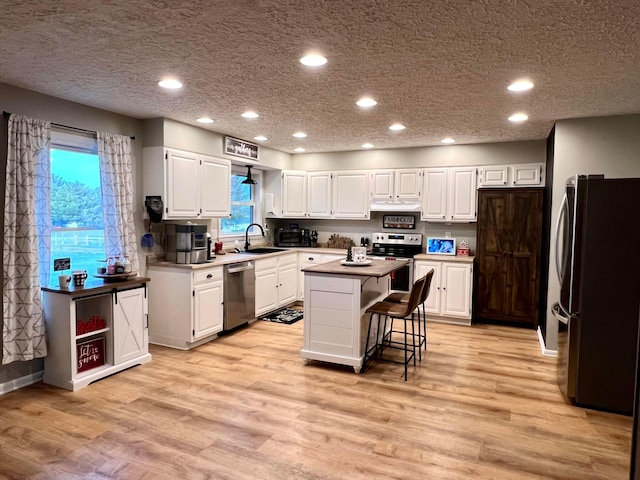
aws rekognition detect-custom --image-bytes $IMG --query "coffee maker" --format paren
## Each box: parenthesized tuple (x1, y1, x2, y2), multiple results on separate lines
(165, 223, 208, 264)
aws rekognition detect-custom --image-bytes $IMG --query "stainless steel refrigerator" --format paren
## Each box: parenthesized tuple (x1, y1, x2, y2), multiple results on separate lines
(555, 174, 640, 415)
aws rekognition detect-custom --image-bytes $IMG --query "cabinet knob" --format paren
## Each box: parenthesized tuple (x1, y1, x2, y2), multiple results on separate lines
(308, 257, 314, 260)
(207, 274, 213, 279)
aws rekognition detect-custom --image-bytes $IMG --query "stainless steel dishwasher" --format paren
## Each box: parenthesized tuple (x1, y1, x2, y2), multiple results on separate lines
(223, 260, 255, 330)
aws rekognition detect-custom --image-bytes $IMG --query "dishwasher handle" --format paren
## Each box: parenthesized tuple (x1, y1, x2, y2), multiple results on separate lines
(226, 262, 254, 274)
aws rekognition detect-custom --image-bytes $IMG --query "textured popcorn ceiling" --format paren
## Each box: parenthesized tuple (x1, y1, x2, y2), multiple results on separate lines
(1, 0, 639, 153)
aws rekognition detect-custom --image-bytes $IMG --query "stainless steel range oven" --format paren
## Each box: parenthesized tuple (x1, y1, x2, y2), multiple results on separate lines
(369, 232, 423, 292)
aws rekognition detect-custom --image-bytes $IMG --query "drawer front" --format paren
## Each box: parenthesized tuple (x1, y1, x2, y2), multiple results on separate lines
(300, 253, 324, 264)
(308, 274, 354, 294)
(254, 257, 278, 272)
(193, 267, 222, 285)
(278, 253, 298, 267)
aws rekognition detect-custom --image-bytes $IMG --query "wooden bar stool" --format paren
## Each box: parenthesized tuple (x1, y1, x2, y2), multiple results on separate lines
(363, 274, 427, 381)
(383, 269, 434, 360)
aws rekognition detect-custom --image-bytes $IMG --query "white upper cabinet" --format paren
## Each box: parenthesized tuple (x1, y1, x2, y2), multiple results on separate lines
(421, 168, 448, 221)
(333, 171, 370, 219)
(395, 169, 422, 201)
(307, 171, 332, 218)
(448, 167, 477, 221)
(200, 155, 231, 217)
(166, 149, 200, 218)
(370, 169, 422, 203)
(143, 147, 231, 219)
(281, 170, 307, 217)
(478, 163, 545, 188)
(478, 165, 509, 187)
(266, 169, 369, 219)
(421, 167, 477, 222)
(370, 170, 395, 201)
(512, 163, 544, 186)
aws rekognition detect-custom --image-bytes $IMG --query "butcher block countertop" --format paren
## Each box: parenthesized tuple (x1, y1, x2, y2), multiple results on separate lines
(41, 276, 150, 296)
(302, 259, 407, 277)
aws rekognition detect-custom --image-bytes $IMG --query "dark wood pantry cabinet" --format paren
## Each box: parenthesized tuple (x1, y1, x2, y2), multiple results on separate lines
(475, 189, 543, 327)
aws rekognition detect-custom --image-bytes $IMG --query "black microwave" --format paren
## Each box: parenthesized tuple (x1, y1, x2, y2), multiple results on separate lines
(275, 228, 311, 247)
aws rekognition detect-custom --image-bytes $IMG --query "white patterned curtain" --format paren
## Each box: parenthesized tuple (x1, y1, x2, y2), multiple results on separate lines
(3, 115, 51, 364)
(97, 133, 138, 273)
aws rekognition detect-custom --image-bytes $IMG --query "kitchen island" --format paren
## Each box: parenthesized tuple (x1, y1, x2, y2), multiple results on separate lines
(300, 258, 407, 372)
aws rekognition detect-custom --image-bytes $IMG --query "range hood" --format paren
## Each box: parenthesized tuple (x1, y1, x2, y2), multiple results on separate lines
(369, 200, 422, 212)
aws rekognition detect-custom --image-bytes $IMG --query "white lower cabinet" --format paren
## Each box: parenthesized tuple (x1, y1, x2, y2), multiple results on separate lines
(414, 258, 473, 324)
(255, 253, 298, 316)
(42, 281, 151, 391)
(147, 265, 223, 349)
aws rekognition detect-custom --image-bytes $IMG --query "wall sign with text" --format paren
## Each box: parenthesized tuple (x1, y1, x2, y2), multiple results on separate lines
(383, 215, 416, 229)
(224, 136, 259, 160)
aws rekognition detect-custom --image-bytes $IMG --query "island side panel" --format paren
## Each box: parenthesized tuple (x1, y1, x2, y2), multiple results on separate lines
(301, 271, 391, 371)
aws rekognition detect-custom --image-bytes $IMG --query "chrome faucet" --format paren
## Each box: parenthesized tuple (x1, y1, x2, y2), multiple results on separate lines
(244, 223, 265, 252)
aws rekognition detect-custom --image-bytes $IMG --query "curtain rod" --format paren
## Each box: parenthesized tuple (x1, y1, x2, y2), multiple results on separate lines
(2, 110, 135, 140)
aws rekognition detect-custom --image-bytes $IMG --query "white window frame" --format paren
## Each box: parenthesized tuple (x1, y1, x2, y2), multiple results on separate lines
(48, 128, 105, 274)
(218, 166, 264, 246)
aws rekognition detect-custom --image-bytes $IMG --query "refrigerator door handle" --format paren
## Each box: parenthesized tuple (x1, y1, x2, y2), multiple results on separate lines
(555, 193, 569, 284)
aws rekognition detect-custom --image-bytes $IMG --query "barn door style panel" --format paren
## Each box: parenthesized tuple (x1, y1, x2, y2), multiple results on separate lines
(475, 189, 543, 327)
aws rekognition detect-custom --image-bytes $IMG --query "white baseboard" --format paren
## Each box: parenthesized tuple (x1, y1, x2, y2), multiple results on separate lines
(0, 370, 44, 395)
(537, 327, 557, 357)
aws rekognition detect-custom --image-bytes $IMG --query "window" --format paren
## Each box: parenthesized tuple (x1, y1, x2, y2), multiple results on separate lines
(49, 130, 106, 275)
(220, 167, 261, 237)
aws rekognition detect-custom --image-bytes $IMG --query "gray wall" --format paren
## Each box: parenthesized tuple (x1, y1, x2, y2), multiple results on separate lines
(545, 113, 640, 350)
(292, 140, 545, 171)
(152, 118, 291, 170)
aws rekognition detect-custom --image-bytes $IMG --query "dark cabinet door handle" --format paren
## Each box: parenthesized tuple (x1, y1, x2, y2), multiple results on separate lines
(207, 274, 213, 279)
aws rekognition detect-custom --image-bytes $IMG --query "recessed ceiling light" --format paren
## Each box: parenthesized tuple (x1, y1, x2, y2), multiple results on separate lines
(507, 79, 534, 92)
(292, 131, 307, 138)
(158, 79, 183, 89)
(196, 117, 214, 124)
(441, 137, 455, 144)
(508, 112, 529, 123)
(254, 135, 268, 141)
(356, 97, 377, 108)
(361, 143, 374, 149)
(300, 53, 327, 67)
(294, 147, 306, 153)
(389, 123, 406, 131)
(241, 111, 259, 119)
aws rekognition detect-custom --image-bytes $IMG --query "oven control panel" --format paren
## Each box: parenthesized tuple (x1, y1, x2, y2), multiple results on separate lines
(372, 232, 422, 245)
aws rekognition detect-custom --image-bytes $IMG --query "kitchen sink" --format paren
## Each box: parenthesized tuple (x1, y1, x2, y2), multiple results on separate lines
(244, 247, 287, 255)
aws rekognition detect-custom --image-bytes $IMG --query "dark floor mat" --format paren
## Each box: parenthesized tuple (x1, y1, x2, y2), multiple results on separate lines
(259, 308, 303, 325)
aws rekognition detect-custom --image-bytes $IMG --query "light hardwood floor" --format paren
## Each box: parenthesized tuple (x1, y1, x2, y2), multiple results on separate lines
(0, 320, 632, 479)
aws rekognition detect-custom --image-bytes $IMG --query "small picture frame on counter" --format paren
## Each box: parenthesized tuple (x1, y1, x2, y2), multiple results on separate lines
(427, 237, 456, 255)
